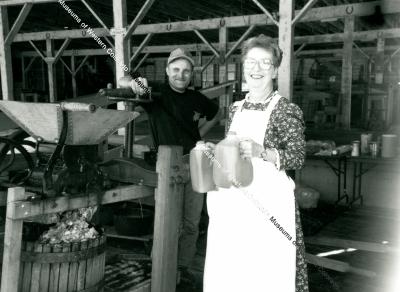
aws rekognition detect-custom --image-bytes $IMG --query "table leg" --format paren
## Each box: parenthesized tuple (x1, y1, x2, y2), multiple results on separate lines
(350, 162, 363, 206)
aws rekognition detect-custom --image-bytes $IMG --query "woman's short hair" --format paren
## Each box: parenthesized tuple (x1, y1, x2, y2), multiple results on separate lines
(241, 34, 283, 67)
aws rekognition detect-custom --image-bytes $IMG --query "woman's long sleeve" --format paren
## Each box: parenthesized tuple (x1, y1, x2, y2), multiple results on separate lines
(270, 101, 306, 171)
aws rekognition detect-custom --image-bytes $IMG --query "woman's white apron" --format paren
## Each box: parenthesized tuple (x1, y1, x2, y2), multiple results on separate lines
(204, 93, 296, 292)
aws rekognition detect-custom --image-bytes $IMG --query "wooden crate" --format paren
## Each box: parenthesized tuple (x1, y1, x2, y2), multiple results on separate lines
(18, 236, 106, 292)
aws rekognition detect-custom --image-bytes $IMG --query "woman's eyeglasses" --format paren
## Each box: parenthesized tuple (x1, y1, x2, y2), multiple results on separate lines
(243, 58, 274, 70)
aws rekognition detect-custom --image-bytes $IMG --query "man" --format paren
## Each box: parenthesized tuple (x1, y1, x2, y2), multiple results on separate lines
(130, 48, 222, 287)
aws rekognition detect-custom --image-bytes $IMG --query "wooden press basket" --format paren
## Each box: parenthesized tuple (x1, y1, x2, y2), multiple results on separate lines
(18, 235, 106, 292)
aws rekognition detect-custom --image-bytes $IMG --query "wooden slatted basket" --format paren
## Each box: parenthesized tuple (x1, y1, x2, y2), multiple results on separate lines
(18, 235, 106, 292)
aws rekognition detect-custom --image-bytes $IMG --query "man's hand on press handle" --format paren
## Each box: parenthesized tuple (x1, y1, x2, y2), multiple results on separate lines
(128, 77, 149, 95)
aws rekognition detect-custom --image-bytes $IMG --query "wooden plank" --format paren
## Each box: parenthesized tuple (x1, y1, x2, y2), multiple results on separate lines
(0, 6, 14, 100)
(0, 187, 25, 292)
(58, 243, 71, 292)
(39, 244, 51, 292)
(21, 242, 34, 292)
(67, 242, 79, 292)
(30, 243, 43, 292)
(151, 146, 184, 292)
(278, 0, 295, 100)
(76, 241, 87, 291)
(9, 185, 154, 220)
(84, 239, 95, 290)
(340, 15, 354, 129)
(49, 244, 62, 291)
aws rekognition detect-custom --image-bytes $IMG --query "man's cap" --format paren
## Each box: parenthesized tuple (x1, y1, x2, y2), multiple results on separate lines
(167, 48, 194, 66)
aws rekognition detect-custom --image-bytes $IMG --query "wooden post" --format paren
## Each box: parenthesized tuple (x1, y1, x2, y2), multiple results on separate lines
(46, 38, 57, 102)
(0, 6, 13, 100)
(71, 55, 77, 98)
(113, 0, 130, 136)
(375, 34, 385, 84)
(1, 187, 26, 292)
(340, 15, 354, 129)
(278, 0, 295, 100)
(151, 146, 184, 292)
(194, 50, 202, 88)
(21, 56, 26, 90)
(112, 0, 130, 82)
(219, 25, 228, 126)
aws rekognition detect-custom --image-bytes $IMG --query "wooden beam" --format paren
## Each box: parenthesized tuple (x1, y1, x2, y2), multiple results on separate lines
(130, 33, 153, 63)
(125, 0, 155, 40)
(53, 38, 71, 63)
(278, 0, 295, 100)
(12, 1, 400, 42)
(8, 186, 153, 220)
(292, 0, 319, 26)
(19, 34, 400, 60)
(340, 15, 354, 129)
(24, 55, 37, 72)
(75, 55, 89, 74)
(201, 55, 216, 73)
(28, 40, 46, 59)
(194, 30, 220, 58)
(225, 25, 255, 60)
(151, 146, 184, 292)
(133, 52, 150, 72)
(80, 0, 110, 31)
(0, 6, 14, 100)
(59, 57, 72, 74)
(294, 28, 400, 44)
(294, 43, 306, 56)
(353, 42, 371, 60)
(251, 0, 279, 26)
(0, 0, 76, 5)
(4, 3, 32, 46)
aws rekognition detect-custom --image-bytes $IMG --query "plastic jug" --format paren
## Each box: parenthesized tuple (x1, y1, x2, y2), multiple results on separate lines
(213, 131, 253, 188)
(190, 141, 216, 193)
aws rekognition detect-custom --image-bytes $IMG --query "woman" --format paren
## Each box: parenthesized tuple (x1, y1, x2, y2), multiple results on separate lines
(203, 34, 308, 292)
